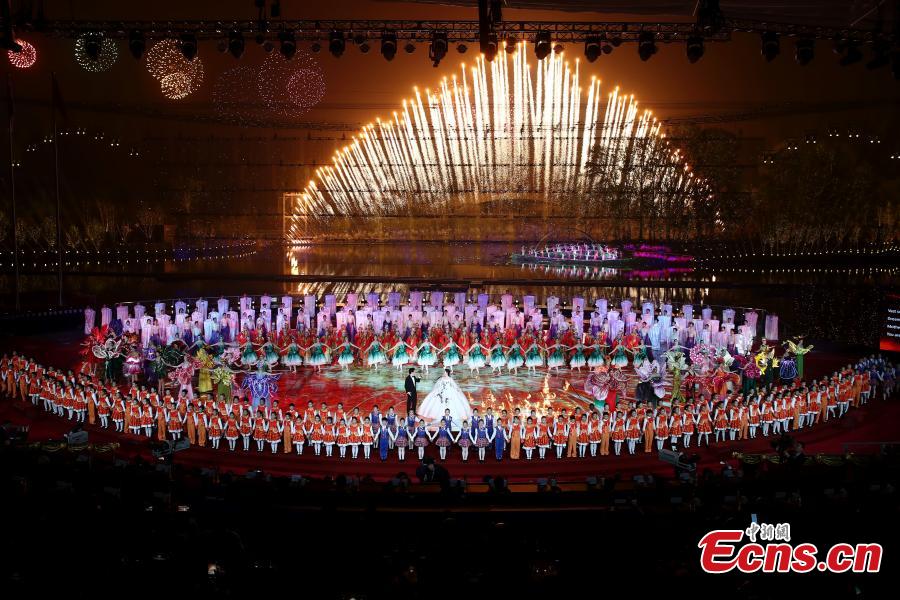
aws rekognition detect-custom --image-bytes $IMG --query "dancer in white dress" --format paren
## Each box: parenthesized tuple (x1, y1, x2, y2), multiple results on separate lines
(416, 368, 473, 430)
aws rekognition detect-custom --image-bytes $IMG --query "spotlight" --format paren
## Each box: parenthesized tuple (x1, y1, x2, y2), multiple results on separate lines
(429, 31, 448, 67)
(686, 35, 704, 63)
(329, 30, 345, 57)
(263, 41, 274, 53)
(795, 38, 814, 65)
(760, 31, 779, 61)
(534, 31, 552, 60)
(84, 33, 103, 60)
(311, 42, 321, 53)
(457, 43, 468, 54)
(637, 31, 657, 61)
(584, 36, 601, 62)
(404, 42, 416, 53)
(479, 33, 497, 61)
(128, 30, 145, 60)
(505, 37, 517, 53)
(381, 31, 397, 60)
(838, 41, 862, 66)
(278, 30, 296, 59)
(228, 30, 245, 59)
(359, 42, 370, 54)
(866, 40, 890, 69)
(553, 43, 564, 54)
(180, 34, 198, 61)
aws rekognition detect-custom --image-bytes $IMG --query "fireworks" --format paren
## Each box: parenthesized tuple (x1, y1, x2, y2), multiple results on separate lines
(146, 39, 204, 100)
(289, 42, 702, 240)
(75, 33, 118, 72)
(257, 51, 326, 114)
(214, 51, 326, 124)
(8, 39, 37, 69)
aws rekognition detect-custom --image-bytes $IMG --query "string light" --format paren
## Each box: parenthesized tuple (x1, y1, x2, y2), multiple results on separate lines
(8, 39, 37, 69)
(74, 32, 118, 72)
(146, 39, 204, 100)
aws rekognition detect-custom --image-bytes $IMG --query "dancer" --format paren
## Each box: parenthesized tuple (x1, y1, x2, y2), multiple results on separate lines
(455, 419, 473, 462)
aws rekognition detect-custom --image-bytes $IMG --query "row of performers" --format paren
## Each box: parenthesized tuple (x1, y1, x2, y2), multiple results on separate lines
(4, 353, 892, 462)
(205, 327, 671, 375)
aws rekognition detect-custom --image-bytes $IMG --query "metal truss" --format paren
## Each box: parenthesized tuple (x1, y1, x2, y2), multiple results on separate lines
(16, 18, 897, 44)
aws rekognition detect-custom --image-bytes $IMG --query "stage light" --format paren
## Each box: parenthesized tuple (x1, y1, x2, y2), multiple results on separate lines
(380, 32, 397, 60)
(479, 33, 497, 61)
(180, 34, 198, 61)
(534, 31, 552, 60)
(404, 42, 416, 53)
(263, 41, 275, 53)
(457, 43, 468, 54)
(584, 37, 601, 62)
(329, 31, 345, 57)
(795, 38, 814, 65)
(637, 31, 657, 61)
(7, 39, 36, 69)
(277, 31, 296, 59)
(686, 35, 704, 63)
(760, 31, 779, 61)
(553, 43, 564, 55)
(429, 31, 448, 67)
(359, 42, 370, 54)
(505, 37, 517, 54)
(228, 31, 244, 59)
(311, 42, 321, 53)
(128, 30, 145, 60)
(838, 41, 862, 66)
(866, 39, 890, 69)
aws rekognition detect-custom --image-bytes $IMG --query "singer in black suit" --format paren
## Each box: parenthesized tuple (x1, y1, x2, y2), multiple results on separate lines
(405, 368, 421, 414)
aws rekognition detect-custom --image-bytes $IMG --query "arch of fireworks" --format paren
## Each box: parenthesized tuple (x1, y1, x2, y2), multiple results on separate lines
(286, 42, 705, 242)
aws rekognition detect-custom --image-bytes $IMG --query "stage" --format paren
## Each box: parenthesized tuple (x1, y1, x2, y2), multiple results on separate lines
(1, 331, 887, 483)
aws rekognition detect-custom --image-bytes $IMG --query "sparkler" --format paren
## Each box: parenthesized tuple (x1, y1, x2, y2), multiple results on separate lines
(289, 42, 704, 239)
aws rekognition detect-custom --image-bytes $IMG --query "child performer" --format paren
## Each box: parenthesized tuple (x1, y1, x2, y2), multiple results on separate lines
(536, 416, 551, 459)
(576, 414, 589, 458)
(266, 414, 282, 454)
(522, 417, 537, 460)
(292, 416, 306, 455)
(626, 410, 641, 455)
(611, 411, 626, 456)
(361, 417, 374, 460)
(433, 421, 453, 461)
(377, 418, 391, 460)
(552, 416, 568, 459)
(322, 416, 336, 457)
(413, 419, 430, 460)
(208, 410, 223, 450)
(254, 410, 267, 452)
(473, 418, 491, 462)
(454, 419, 472, 462)
(336, 418, 350, 459)
(509, 417, 521, 460)
(310, 414, 324, 456)
(224, 411, 239, 451)
(494, 418, 508, 461)
(391, 419, 410, 461)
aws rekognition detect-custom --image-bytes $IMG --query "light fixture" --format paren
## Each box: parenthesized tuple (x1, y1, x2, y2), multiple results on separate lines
(760, 31, 779, 62)
(179, 34, 198, 61)
(686, 35, 704, 63)
(329, 31, 345, 57)
(638, 31, 657, 61)
(553, 43, 564, 55)
(479, 33, 496, 61)
(310, 42, 321, 53)
(381, 31, 397, 60)
(838, 40, 862, 66)
(534, 31, 552, 60)
(584, 36, 601, 62)
(457, 43, 469, 54)
(404, 42, 416, 53)
(278, 30, 296, 59)
(359, 42, 370, 54)
(429, 30, 448, 67)
(505, 37, 517, 54)
(228, 31, 245, 59)
(128, 30, 145, 60)
(795, 38, 814, 65)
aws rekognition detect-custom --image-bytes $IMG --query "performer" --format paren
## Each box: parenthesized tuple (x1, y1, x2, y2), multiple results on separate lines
(454, 419, 473, 462)
(404, 368, 420, 415)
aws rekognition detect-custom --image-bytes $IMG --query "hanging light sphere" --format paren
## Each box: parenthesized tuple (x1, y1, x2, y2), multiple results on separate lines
(8, 39, 37, 69)
(75, 32, 118, 72)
